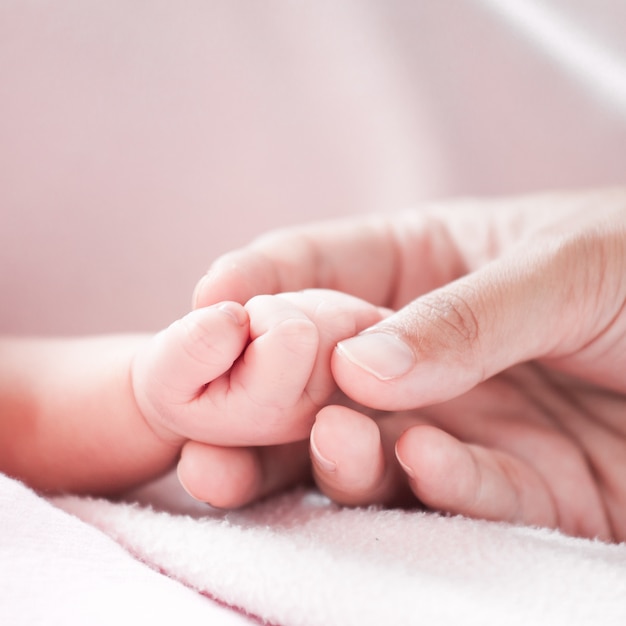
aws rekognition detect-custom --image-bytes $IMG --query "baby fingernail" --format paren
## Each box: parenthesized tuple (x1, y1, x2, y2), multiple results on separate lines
(336, 332, 415, 380)
(217, 302, 248, 326)
(310, 424, 337, 472)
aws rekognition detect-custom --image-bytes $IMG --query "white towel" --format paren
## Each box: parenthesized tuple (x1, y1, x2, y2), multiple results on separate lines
(0, 473, 250, 626)
(39, 471, 626, 626)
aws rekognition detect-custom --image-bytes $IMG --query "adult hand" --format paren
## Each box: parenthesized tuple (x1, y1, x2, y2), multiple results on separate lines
(194, 188, 626, 541)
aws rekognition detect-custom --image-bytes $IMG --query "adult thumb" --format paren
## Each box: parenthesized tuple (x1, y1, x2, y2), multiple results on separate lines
(331, 238, 603, 410)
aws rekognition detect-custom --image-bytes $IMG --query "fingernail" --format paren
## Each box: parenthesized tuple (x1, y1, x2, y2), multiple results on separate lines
(310, 424, 337, 472)
(176, 463, 203, 502)
(394, 442, 416, 479)
(336, 332, 415, 380)
(217, 302, 247, 326)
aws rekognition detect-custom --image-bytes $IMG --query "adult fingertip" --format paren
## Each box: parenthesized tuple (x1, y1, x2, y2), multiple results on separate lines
(310, 422, 337, 473)
(335, 331, 416, 381)
(332, 327, 427, 411)
(332, 269, 519, 410)
(309, 406, 388, 505)
(394, 439, 416, 480)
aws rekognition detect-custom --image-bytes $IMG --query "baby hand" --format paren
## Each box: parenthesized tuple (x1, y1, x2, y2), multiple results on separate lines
(131, 289, 384, 502)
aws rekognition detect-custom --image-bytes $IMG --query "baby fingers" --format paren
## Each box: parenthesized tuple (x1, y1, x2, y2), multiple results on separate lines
(132, 302, 250, 441)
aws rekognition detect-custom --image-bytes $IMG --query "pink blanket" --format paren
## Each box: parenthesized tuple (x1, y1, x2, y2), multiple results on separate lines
(3, 471, 626, 625)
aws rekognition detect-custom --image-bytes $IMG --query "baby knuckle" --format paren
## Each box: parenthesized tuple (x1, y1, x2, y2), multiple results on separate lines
(176, 316, 227, 366)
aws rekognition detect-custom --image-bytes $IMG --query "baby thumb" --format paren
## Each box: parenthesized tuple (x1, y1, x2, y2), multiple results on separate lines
(331, 245, 581, 410)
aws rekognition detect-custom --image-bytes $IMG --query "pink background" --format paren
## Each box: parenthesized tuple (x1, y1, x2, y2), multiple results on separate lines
(1, 1, 625, 334)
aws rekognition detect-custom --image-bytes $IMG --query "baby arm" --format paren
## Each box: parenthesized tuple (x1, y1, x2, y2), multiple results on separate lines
(0, 334, 178, 494)
(0, 291, 383, 500)
(0, 304, 251, 495)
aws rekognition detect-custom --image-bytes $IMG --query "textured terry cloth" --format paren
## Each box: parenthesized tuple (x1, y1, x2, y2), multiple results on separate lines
(46, 471, 626, 626)
(0, 473, 255, 626)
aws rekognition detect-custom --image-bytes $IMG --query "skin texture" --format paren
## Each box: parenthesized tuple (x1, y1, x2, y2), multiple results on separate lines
(3, 188, 626, 543)
(0, 335, 177, 494)
(191, 188, 626, 542)
(133, 290, 386, 507)
(0, 290, 383, 504)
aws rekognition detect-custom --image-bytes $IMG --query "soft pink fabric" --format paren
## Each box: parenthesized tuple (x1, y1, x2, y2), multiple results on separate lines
(54, 471, 626, 626)
(4, 469, 626, 625)
(0, 474, 255, 625)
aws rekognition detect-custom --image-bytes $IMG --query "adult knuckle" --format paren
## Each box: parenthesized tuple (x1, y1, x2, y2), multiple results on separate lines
(417, 288, 482, 355)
